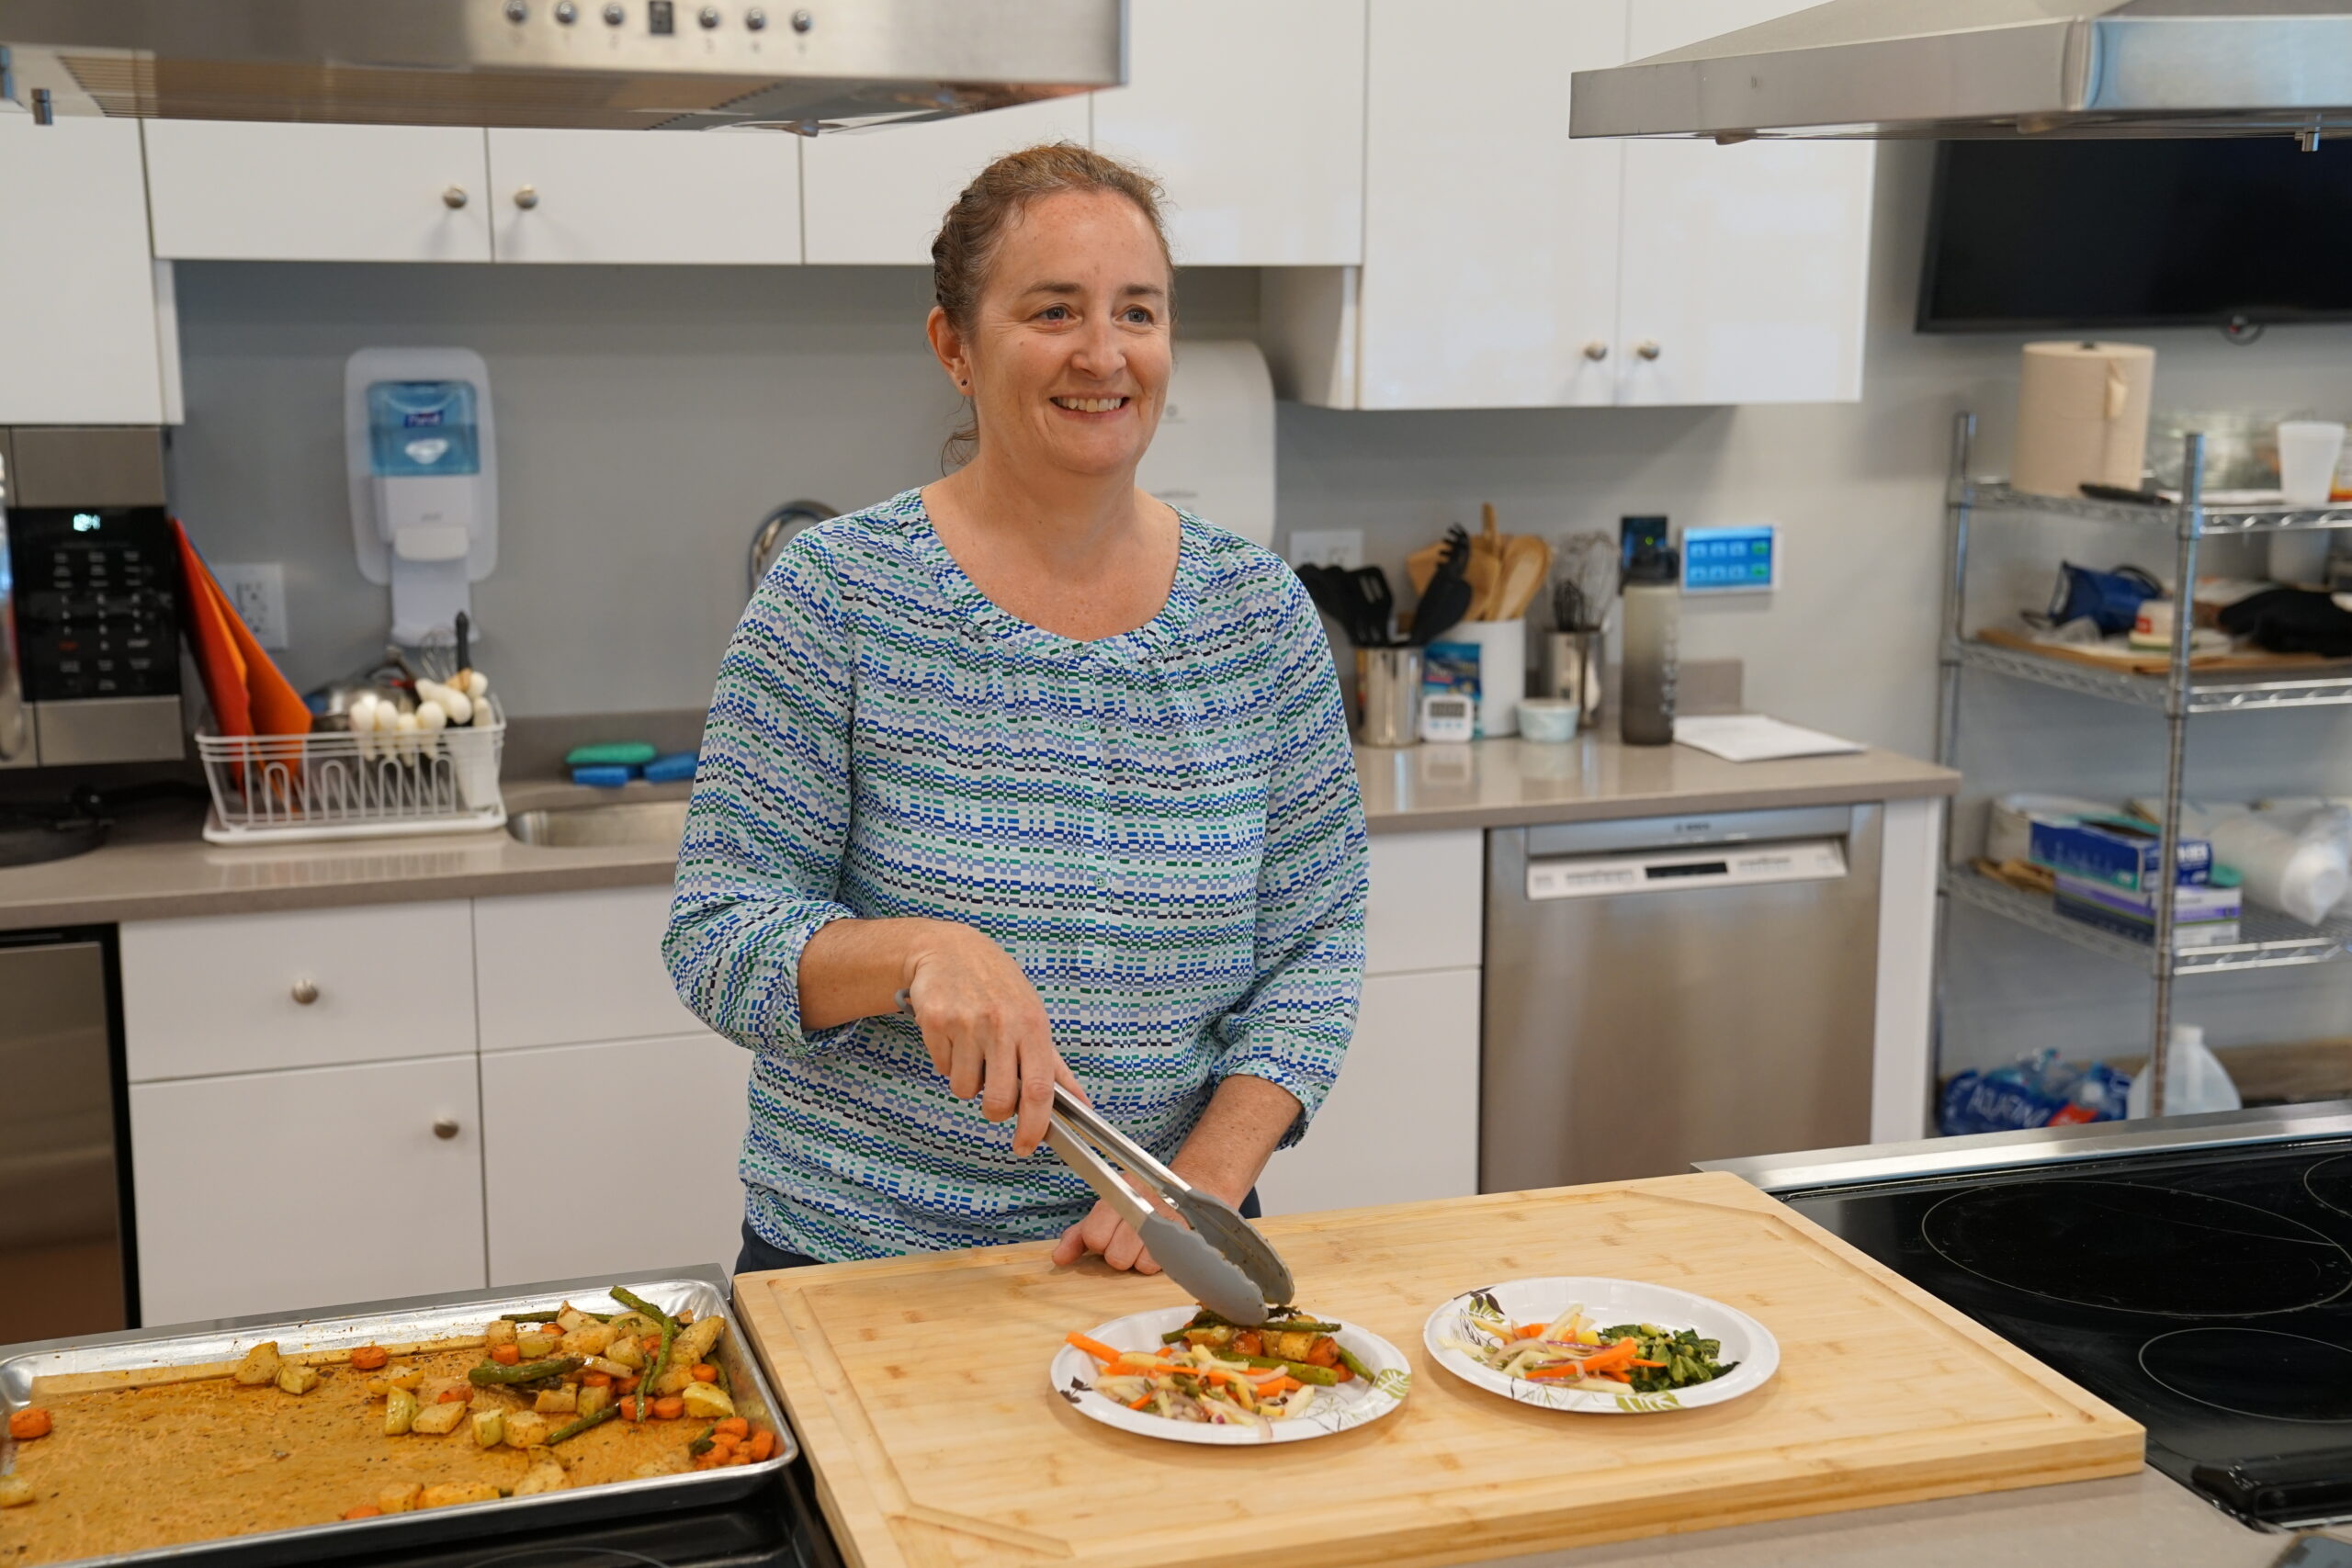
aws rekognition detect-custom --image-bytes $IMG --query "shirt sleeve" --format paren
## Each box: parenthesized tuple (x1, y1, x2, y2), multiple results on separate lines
(663, 538, 863, 1059)
(1214, 573, 1370, 1148)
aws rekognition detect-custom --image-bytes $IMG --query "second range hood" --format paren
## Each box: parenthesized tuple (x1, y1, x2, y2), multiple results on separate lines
(0, 0, 1122, 132)
(1571, 0, 2352, 145)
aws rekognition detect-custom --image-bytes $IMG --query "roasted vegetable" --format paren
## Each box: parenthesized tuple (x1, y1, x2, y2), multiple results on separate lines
(534, 1386, 578, 1416)
(379, 1483, 423, 1514)
(471, 1410, 504, 1449)
(503, 1410, 552, 1449)
(512, 1460, 569, 1496)
(548, 1405, 618, 1445)
(7, 1407, 51, 1440)
(276, 1364, 322, 1396)
(469, 1356, 582, 1387)
(365, 1367, 424, 1396)
(557, 1323, 616, 1358)
(679, 1382, 735, 1420)
(610, 1288, 677, 1334)
(232, 1341, 282, 1386)
(650, 1317, 723, 1395)
(418, 1482, 503, 1509)
(576, 1384, 614, 1421)
(384, 1387, 421, 1436)
(349, 1346, 390, 1372)
(484, 1319, 517, 1348)
(0, 1475, 34, 1508)
(514, 1331, 560, 1359)
(411, 1400, 468, 1436)
(603, 1337, 646, 1371)
(555, 1306, 593, 1333)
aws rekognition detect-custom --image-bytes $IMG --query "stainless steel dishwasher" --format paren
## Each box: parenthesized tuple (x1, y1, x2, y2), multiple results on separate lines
(1482, 805, 1881, 1191)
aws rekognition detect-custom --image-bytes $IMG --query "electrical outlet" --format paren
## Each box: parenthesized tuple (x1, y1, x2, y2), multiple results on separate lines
(1286, 529, 1363, 570)
(214, 562, 289, 649)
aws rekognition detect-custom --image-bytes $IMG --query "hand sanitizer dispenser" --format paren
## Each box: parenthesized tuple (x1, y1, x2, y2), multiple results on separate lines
(345, 347, 497, 646)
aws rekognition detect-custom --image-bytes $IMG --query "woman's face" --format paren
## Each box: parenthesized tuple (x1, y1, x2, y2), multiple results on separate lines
(934, 188, 1173, 482)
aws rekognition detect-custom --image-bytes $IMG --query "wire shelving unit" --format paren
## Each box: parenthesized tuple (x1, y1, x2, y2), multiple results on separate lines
(1937, 412, 2352, 1111)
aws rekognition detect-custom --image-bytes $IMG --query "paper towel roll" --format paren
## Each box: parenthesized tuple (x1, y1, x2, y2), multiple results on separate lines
(2012, 341, 2156, 499)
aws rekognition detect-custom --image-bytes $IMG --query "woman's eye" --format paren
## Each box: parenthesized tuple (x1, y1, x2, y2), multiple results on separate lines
(1123, 307, 1154, 324)
(1038, 304, 1071, 321)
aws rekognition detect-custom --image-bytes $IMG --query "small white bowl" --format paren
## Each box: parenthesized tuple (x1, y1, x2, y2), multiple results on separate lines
(1519, 698, 1581, 743)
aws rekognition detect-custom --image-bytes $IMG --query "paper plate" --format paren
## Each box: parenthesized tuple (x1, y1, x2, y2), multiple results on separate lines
(1049, 1306, 1411, 1445)
(1423, 1276, 1779, 1415)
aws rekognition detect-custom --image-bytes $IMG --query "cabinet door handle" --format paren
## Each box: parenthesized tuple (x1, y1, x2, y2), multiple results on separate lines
(1581, 342, 1609, 362)
(513, 185, 539, 209)
(290, 978, 320, 1006)
(1635, 340, 1663, 362)
(433, 1116, 462, 1140)
(443, 186, 470, 209)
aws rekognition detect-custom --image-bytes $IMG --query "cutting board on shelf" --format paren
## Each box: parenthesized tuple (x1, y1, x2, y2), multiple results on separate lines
(1976, 623, 2352, 676)
(734, 1171, 2143, 1568)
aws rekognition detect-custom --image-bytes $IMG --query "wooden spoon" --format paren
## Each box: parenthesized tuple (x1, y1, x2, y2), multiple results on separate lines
(1496, 535, 1554, 621)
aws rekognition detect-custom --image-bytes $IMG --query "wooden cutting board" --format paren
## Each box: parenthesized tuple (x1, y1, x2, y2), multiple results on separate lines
(1976, 623, 2352, 675)
(734, 1172, 2142, 1568)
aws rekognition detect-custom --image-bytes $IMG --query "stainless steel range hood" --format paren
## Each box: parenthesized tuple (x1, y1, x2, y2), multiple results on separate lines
(1571, 1, 2352, 145)
(0, 0, 1123, 132)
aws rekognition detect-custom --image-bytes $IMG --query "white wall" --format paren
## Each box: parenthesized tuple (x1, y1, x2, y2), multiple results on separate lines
(162, 141, 2352, 1077)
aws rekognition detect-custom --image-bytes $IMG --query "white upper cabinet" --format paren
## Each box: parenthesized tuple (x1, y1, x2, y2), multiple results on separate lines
(145, 122, 493, 262)
(1612, 0, 1874, 405)
(487, 129, 801, 265)
(0, 116, 169, 424)
(802, 98, 1091, 265)
(1354, 0, 1626, 410)
(1092, 0, 1366, 267)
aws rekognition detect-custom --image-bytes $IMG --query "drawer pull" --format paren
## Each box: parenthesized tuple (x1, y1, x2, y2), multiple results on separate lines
(433, 1117, 462, 1140)
(290, 979, 320, 1006)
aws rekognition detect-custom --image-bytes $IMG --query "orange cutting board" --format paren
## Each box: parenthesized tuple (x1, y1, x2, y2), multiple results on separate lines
(734, 1172, 2143, 1568)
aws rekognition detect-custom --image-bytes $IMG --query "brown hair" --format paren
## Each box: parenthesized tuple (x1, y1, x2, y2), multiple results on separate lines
(933, 141, 1175, 468)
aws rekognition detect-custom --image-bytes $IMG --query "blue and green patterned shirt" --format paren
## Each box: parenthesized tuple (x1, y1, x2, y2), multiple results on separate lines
(664, 489, 1368, 1261)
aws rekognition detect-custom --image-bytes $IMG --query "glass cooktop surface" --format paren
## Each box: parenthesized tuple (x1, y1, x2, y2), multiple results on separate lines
(1783, 1134, 2352, 1529)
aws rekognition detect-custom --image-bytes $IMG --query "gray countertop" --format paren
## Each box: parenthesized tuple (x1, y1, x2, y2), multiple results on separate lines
(0, 732, 1957, 930)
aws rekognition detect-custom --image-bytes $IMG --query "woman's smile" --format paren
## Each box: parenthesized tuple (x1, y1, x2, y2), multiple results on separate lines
(1050, 395, 1131, 415)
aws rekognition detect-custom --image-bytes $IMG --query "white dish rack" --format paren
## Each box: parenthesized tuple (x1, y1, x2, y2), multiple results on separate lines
(195, 701, 505, 845)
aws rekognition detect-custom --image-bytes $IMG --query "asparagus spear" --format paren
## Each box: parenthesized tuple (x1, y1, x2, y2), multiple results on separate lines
(469, 1357, 584, 1386)
(548, 1404, 619, 1445)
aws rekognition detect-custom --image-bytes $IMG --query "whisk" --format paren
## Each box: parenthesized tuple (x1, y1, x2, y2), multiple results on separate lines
(1552, 531, 1618, 632)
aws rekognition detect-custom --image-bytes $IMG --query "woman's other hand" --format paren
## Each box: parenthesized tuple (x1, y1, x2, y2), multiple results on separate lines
(903, 922, 1080, 1156)
(1051, 1200, 1162, 1274)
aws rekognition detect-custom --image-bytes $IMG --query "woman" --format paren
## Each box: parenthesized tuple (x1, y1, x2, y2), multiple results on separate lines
(664, 143, 1367, 1277)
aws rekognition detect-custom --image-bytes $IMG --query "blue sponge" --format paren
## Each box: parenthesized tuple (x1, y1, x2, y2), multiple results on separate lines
(643, 750, 699, 784)
(571, 763, 638, 788)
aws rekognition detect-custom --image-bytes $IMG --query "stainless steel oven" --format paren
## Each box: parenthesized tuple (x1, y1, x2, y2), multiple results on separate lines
(0, 926, 135, 1342)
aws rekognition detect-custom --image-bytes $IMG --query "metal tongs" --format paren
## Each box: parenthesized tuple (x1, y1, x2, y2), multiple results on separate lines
(896, 992, 1295, 1325)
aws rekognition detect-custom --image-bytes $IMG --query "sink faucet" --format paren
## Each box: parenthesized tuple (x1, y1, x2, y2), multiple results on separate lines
(748, 501, 837, 598)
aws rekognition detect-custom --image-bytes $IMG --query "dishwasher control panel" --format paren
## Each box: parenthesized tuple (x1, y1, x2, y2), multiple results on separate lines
(1526, 837, 1848, 900)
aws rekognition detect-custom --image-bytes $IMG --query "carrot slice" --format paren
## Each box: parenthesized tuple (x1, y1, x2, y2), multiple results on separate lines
(490, 1344, 522, 1366)
(582, 1371, 613, 1388)
(350, 1346, 390, 1371)
(8, 1408, 51, 1440)
(715, 1417, 750, 1438)
(690, 1364, 718, 1383)
(746, 1429, 777, 1462)
(651, 1395, 685, 1420)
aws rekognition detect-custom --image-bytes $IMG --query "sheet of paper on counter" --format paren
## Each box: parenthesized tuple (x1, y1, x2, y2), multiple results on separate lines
(1673, 714, 1864, 762)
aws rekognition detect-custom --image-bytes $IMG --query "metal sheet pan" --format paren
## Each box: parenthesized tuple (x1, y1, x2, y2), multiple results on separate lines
(0, 1266, 797, 1567)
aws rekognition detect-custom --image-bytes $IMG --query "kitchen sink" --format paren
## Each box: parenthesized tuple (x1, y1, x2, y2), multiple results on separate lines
(505, 800, 689, 850)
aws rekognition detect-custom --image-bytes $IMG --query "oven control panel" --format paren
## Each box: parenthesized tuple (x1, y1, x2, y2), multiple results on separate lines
(8, 508, 181, 704)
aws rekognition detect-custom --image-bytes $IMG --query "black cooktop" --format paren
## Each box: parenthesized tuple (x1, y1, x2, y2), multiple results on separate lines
(267, 1465, 841, 1568)
(1784, 1134, 2352, 1530)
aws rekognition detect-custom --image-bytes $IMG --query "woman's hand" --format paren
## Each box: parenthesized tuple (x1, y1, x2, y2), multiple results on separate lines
(1050, 1076, 1301, 1275)
(902, 921, 1081, 1157)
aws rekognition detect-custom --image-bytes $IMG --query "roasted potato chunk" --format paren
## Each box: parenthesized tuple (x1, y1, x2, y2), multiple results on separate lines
(512, 1460, 570, 1497)
(503, 1410, 552, 1450)
(680, 1382, 735, 1420)
(365, 1367, 424, 1397)
(514, 1331, 560, 1359)
(277, 1364, 322, 1396)
(484, 1319, 516, 1349)
(379, 1483, 423, 1514)
(558, 1323, 616, 1358)
(0, 1474, 34, 1508)
(1267, 1329, 1320, 1363)
(232, 1341, 282, 1386)
(418, 1482, 503, 1509)
(384, 1386, 421, 1436)
(577, 1385, 614, 1421)
(555, 1306, 591, 1333)
(471, 1410, 505, 1449)
(411, 1400, 468, 1436)
(651, 1318, 724, 1394)
(534, 1387, 578, 1416)
(603, 1337, 645, 1371)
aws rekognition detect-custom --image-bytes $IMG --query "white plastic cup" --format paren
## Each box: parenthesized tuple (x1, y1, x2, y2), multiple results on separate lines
(2277, 420, 2346, 505)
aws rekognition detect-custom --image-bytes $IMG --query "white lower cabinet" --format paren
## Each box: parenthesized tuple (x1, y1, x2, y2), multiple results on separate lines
(474, 886, 697, 1053)
(1256, 967, 1481, 1217)
(130, 1055, 486, 1325)
(481, 1033, 750, 1286)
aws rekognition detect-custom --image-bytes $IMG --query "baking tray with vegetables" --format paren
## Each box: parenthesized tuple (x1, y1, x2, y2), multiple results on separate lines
(0, 1269, 794, 1568)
